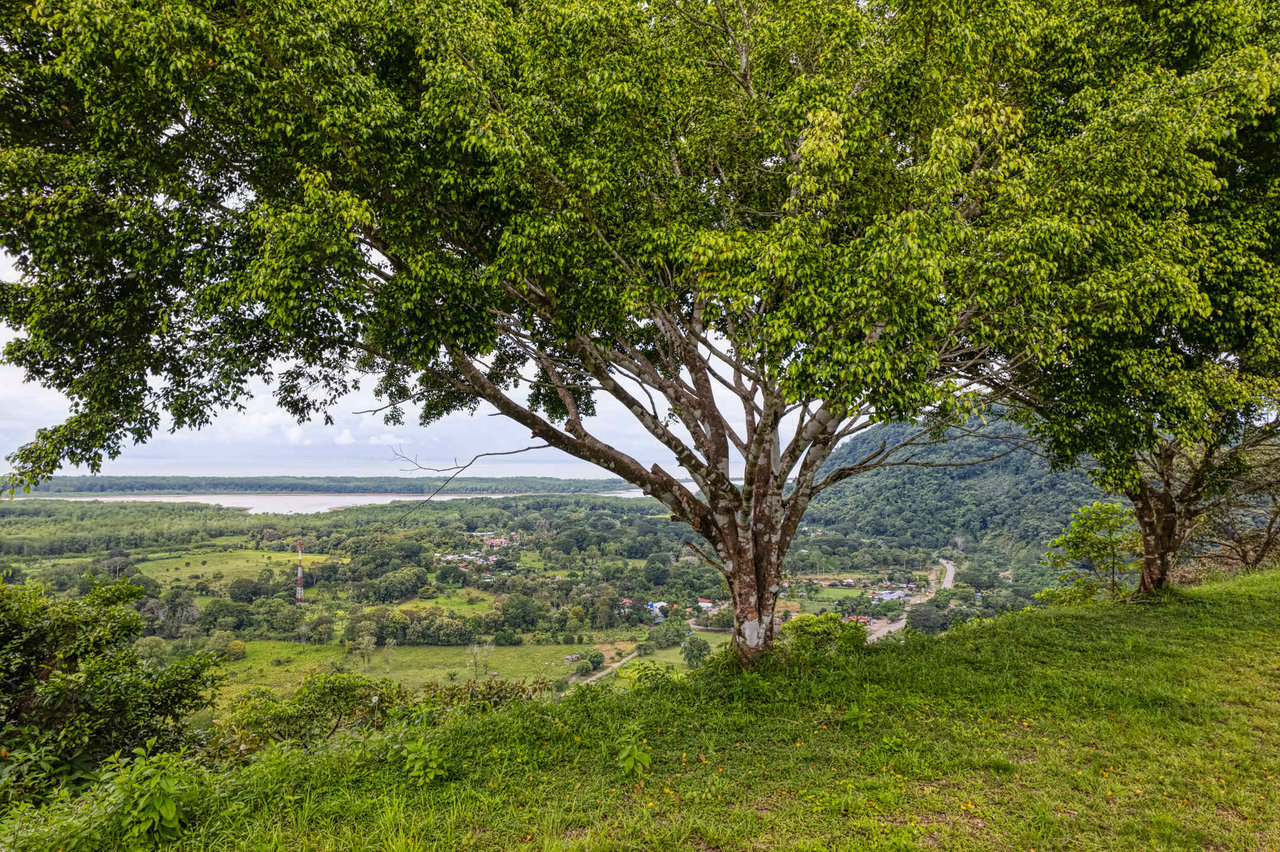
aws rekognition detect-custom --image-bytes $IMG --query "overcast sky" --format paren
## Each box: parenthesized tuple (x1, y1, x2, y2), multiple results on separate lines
(0, 255, 671, 480)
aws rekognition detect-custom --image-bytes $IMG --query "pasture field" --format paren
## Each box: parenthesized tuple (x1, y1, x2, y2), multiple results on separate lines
(138, 548, 334, 585)
(220, 638, 600, 699)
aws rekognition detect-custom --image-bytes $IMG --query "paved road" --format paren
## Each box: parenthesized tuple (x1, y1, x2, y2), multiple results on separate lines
(940, 558, 957, 589)
(868, 558, 954, 642)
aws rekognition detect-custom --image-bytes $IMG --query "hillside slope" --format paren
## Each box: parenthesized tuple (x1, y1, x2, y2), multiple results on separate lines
(807, 422, 1105, 574)
(9, 571, 1280, 850)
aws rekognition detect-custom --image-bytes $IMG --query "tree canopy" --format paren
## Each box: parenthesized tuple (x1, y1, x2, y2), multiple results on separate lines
(3, 0, 1279, 658)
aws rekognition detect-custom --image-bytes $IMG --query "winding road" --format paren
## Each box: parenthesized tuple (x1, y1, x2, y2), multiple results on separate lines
(867, 558, 955, 642)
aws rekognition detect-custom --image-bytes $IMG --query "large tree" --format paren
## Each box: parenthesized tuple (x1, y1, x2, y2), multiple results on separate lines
(1126, 429, 1280, 590)
(3, 0, 1279, 661)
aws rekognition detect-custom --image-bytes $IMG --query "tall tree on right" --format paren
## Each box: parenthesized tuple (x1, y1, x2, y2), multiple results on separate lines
(986, 2, 1280, 592)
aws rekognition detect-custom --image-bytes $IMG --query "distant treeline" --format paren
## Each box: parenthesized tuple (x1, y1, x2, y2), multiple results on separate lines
(25, 475, 627, 495)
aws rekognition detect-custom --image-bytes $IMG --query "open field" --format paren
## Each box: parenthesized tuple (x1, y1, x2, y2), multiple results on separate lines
(138, 548, 334, 585)
(138, 570, 1280, 850)
(221, 639, 588, 699)
(796, 584, 869, 613)
(398, 591, 494, 615)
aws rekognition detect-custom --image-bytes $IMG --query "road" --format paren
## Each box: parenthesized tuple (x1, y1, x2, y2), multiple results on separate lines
(574, 650, 639, 686)
(868, 557, 954, 642)
(940, 558, 957, 589)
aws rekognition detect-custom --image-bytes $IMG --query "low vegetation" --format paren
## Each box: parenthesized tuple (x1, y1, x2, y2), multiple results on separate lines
(5, 571, 1280, 850)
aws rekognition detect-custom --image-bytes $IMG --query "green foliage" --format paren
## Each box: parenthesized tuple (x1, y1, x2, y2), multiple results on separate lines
(680, 636, 711, 669)
(615, 737, 651, 780)
(397, 737, 447, 786)
(492, 628, 523, 646)
(0, 582, 222, 804)
(0, 747, 207, 852)
(778, 613, 868, 663)
(100, 746, 190, 848)
(1041, 501, 1141, 602)
(410, 677, 550, 723)
(209, 672, 408, 759)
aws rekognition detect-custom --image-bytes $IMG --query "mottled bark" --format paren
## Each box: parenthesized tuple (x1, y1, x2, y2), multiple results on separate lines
(1129, 476, 1193, 593)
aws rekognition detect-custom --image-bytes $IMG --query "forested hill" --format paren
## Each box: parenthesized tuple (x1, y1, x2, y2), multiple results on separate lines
(25, 475, 627, 495)
(807, 422, 1105, 565)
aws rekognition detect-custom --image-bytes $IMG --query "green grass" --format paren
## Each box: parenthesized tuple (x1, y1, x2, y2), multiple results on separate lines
(138, 548, 333, 585)
(221, 639, 585, 699)
(17, 571, 1280, 850)
(796, 584, 869, 613)
(398, 591, 494, 615)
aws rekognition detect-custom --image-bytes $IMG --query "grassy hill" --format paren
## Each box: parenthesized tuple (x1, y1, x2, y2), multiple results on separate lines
(10, 571, 1280, 850)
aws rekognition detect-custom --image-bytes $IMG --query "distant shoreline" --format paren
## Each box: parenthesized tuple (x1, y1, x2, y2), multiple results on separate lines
(11, 488, 648, 514)
(20, 474, 630, 497)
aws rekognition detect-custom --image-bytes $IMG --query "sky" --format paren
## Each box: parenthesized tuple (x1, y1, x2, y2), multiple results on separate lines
(0, 256, 671, 480)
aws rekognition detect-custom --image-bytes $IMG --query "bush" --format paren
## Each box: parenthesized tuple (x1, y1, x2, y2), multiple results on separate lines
(574, 660, 594, 676)
(0, 582, 223, 805)
(778, 613, 867, 662)
(681, 636, 712, 668)
(493, 628, 523, 646)
(587, 650, 605, 670)
(224, 640, 248, 661)
(208, 672, 409, 760)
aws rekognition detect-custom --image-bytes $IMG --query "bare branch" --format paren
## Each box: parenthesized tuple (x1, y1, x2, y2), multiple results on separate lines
(386, 443, 552, 524)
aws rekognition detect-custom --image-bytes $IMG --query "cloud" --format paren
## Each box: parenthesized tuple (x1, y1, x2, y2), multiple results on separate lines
(0, 253, 678, 480)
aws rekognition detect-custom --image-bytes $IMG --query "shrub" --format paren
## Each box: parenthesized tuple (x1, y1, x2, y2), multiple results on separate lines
(493, 628, 523, 646)
(681, 636, 712, 669)
(208, 672, 409, 760)
(778, 613, 867, 662)
(574, 660, 594, 676)
(0, 583, 222, 805)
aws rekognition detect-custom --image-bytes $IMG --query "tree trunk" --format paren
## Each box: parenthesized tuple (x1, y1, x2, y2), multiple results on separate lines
(1130, 485, 1182, 593)
(728, 562, 780, 666)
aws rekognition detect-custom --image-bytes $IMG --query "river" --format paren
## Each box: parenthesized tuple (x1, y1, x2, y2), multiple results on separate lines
(18, 489, 647, 515)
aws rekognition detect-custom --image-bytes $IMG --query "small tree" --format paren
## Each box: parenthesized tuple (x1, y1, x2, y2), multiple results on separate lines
(351, 633, 377, 674)
(681, 636, 712, 669)
(1043, 502, 1140, 601)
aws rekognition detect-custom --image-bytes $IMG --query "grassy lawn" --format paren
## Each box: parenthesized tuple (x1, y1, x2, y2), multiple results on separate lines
(797, 585, 868, 613)
(139, 548, 334, 585)
(398, 591, 494, 615)
(221, 639, 588, 699)
(17, 571, 1280, 851)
